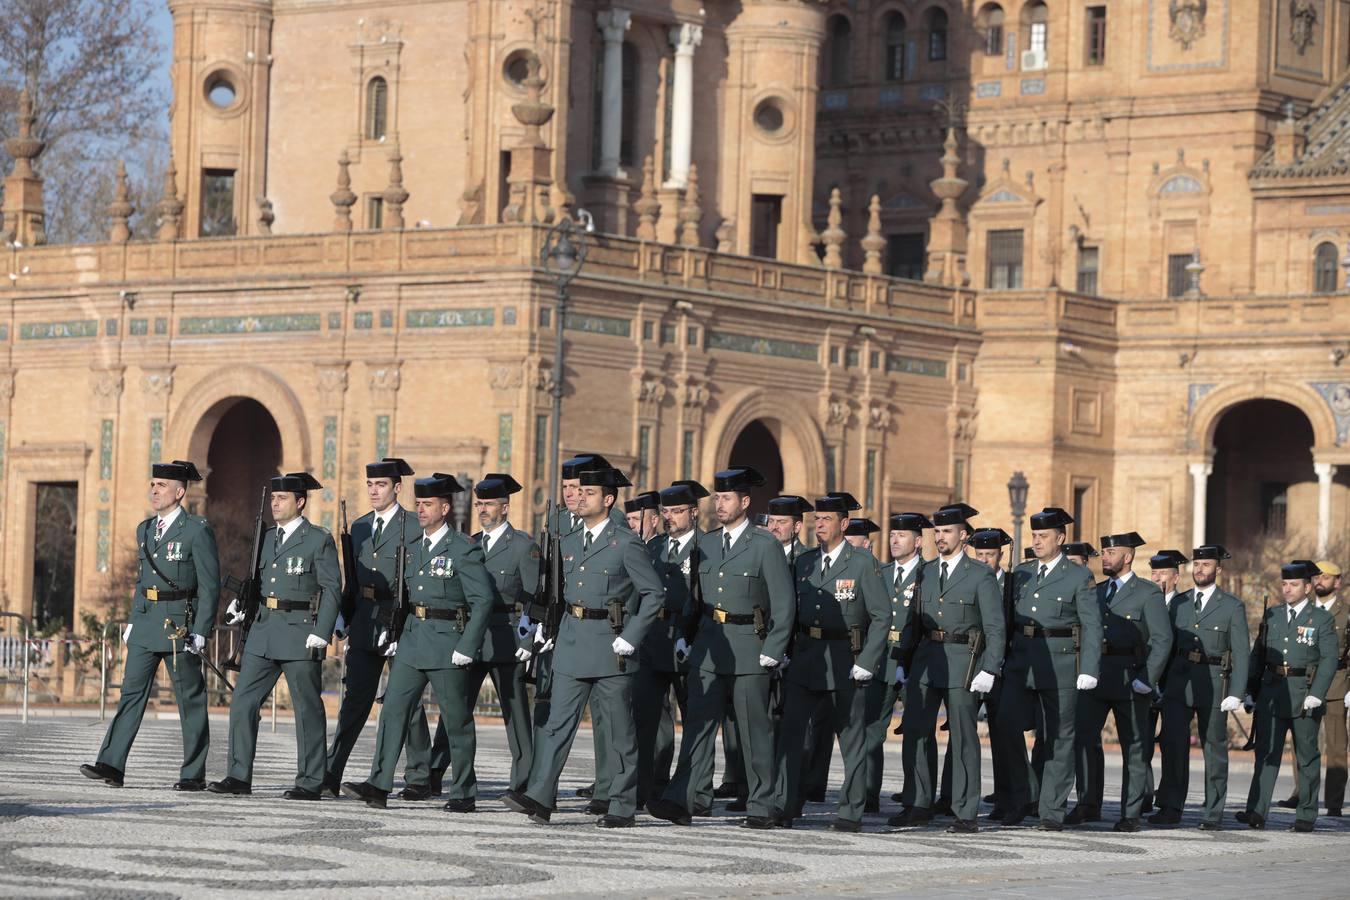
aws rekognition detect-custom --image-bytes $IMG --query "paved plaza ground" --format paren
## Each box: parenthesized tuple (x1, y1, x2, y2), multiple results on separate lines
(0, 712, 1346, 898)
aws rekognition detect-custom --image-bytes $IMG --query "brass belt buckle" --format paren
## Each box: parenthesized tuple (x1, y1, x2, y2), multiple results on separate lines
(888, 628, 901, 642)
(1022, 625, 1036, 637)
(145, 588, 159, 601)
(264, 596, 279, 610)
(362, 585, 377, 600)
(413, 605, 427, 619)
(808, 626, 823, 639)
(713, 609, 728, 624)
(570, 604, 585, 619)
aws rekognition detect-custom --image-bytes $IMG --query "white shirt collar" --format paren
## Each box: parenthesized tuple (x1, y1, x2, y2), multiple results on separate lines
(584, 517, 609, 545)
(669, 529, 695, 555)
(276, 516, 305, 543)
(1288, 599, 1309, 619)
(939, 548, 965, 567)
(373, 504, 400, 531)
(482, 520, 510, 546)
(1041, 553, 1064, 573)
(1318, 596, 1336, 613)
(1164, 590, 1176, 604)
(822, 540, 846, 571)
(157, 506, 183, 531)
(783, 541, 795, 557)
(723, 517, 750, 548)
(897, 554, 921, 582)
(1193, 585, 1212, 609)
(1114, 571, 1135, 590)
(423, 522, 450, 548)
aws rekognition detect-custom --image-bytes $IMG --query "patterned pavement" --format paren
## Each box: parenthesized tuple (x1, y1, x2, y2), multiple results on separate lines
(0, 714, 1347, 898)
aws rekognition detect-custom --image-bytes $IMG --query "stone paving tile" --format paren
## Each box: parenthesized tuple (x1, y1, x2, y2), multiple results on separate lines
(0, 717, 1345, 898)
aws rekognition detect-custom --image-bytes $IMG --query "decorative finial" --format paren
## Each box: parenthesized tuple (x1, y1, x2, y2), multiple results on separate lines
(821, 187, 846, 269)
(678, 163, 701, 247)
(383, 143, 409, 229)
(107, 161, 134, 243)
(330, 150, 356, 232)
(257, 196, 274, 235)
(155, 155, 184, 241)
(633, 154, 658, 240)
(861, 194, 884, 275)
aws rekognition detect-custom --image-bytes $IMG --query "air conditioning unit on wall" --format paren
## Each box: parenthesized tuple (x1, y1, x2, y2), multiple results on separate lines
(1021, 49, 1047, 71)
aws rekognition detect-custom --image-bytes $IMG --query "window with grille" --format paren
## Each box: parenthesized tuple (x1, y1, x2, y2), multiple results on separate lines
(927, 9, 948, 62)
(1076, 245, 1099, 295)
(1167, 253, 1192, 297)
(986, 229, 1024, 289)
(1314, 241, 1339, 293)
(1085, 7, 1107, 65)
(199, 169, 236, 237)
(884, 13, 907, 81)
(826, 15, 852, 87)
(981, 4, 1005, 56)
(1027, 2, 1049, 55)
(366, 77, 388, 140)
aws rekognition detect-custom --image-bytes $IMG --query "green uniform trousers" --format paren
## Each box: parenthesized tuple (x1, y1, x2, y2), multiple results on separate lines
(804, 694, 835, 798)
(326, 645, 431, 787)
(227, 655, 325, 791)
(997, 684, 1077, 825)
(901, 681, 982, 820)
(1247, 704, 1323, 824)
(430, 661, 533, 792)
(1158, 698, 1228, 823)
(1284, 706, 1347, 811)
(1140, 702, 1160, 807)
(778, 679, 872, 823)
(665, 668, 775, 817)
(371, 660, 478, 798)
(863, 677, 901, 804)
(98, 644, 209, 780)
(720, 711, 746, 794)
(526, 671, 638, 818)
(633, 667, 686, 806)
(1075, 692, 1149, 818)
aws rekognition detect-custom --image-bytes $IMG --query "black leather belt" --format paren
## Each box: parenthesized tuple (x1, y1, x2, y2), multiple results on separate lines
(263, 597, 312, 612)
(1268, 663, 1309, 677)
(1019, 626, 1075, 638)
(706, 608, 757, 625)
(144, 587, 193, 602)
(1103, 644, 1139, 657)
(1184, 650, 1223, 665)
(569, 604, 610, 620)
(412, 605, 464, 622)
(526, 601, 549, 621)
(798, 624, 849, 641)
(927, 629, 971, 645)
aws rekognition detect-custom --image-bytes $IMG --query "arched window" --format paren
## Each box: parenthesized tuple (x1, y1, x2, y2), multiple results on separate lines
(1024, 1, 1049, 58)
(979, 4, 1005, 57)
(926, 8, 949, 62)
(1315, 241, 1339, 294)
(365, 76, 388, 141)
(826, 15, 852, 87)
(884, 13, 907, 82)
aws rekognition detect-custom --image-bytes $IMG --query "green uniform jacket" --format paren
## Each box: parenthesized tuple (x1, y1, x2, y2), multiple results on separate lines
(1006, 557, 1103, 688)
(248, 519, 341, 661)
(1092, 574, 1172, 701)
(643, 529, 700, 673)
(788, 543, 890, 690)
(398, 528, 495, 669)
(878, 557, 921, 683)
(1320, 599, 1349, 702)
(904, 553, 1005, 690)
(554, 519, 664, 679)
(688, 525, 796, 676)
(129, 511, 220, 653)
(346, 506, 415, 652)
(1250, 601, 1339, 717)
(473, 524, 542, 662)
(1163, 586, 1249, 708)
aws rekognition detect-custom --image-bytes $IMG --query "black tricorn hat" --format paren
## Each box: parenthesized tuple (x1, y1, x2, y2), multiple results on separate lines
(1029, 507, 1074, 530)
(1149, 550, 1188, 570)
(623, 490, 661, 513)
(271, 472, 322, 493)
(580, 467, 632, 489)
(366, 457, 415, 479)
(1063, 541, 1099, 559)
(1100, 532, 1146, 549)
(562, 452, 612, 479)
(713, 466, 766, 493)
(844, 517, 881, 537)
(671, 479, 711, 499)
(767, 495, 815, 518)
(474, 473, 522, 500)
(1282, 559, 1320, 580)
(889, 512, 933, 533)
(152, 459, 202, 483)
(932, 503, 978, 527)
(970, 527, 1013, 550)
(1192, 544, 1231, 561)
(414, 473, 465, 498)
(659, 484, 701, 507)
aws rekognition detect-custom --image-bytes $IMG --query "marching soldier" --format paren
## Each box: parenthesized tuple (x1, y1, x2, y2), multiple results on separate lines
(969, 527, 1017, 820)
(1278, 560, 1346, 817)
(893, 504, 1004, 833)
(342, 473, 495, 811)
(764, 496, 813, 561)
(210, 472, 339, 799)
(1069, 533, 1171, 832)
(649, 467, 794, 829)
(81, 460, 219, 790)
(625, 491, 662, 539)
(844, 518, 881, 551)
(1242, 561, 1339, 831)
(996, 507, 1102, 830)
(1064, 542, 1099, 570)
(634, 481, 705, 809)
(1142, 549, 1190, 813)
(503, 466, 663, 827)
(863, 512, 927, 813)
(1151, 544, 1247, 829)
(324, 458, 435, 799)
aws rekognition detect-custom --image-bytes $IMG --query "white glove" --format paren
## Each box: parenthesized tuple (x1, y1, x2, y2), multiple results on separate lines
(533, 623, 554, 652)
(514, 646, 532, 662)
(516, 613, 534, 640)
(1075, 674, 1098, 691)
(1220, 696, 1241, 712)
(121, 623, 133, 643)
(895, 665, 907, 686)
(383, 641, 398, 657)
(1242, 694, 1255, 713)
(452, 650, 473, 667)
(1304, 695, 1324, 711)
(850, 665, 873, 683)
(187, 634, 207, 655)
(969, 670, 996, 694)
(674, 638, 690, 664)
(334, 613, 348, 640)
(758, 654, 778, 668)
(1344, 693, 1350, 709)
(225, 599, 244, 625)
(1131, 679, 1152, 695)
(304, 634, 328, 650)
(612, 636, 636, 657)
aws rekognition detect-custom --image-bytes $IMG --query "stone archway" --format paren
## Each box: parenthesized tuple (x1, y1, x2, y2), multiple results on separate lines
(167, 364, 312, 475)
(1205, 399, 1315, 548)
(727, 420, 786, 512)
(705, 386, 825, 498)
(203, 398, 284, 578)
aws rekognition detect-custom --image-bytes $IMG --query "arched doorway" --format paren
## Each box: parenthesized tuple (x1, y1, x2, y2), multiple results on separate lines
(1206, 399, 1315, 549)
(203, 398, 283, 579)
(727, 419, 786, 512)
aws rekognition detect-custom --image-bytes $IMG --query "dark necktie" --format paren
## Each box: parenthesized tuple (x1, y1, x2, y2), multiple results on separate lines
(940, 560, 949, 592)
(373, 517, 384, 546)
(1038, 564, 1048, 583)
(1288, 605, 1296, 625)
(154, 519, 166, 543)
(424, 536, 432, 554)
(1105, 580, 1118, 603)
(1194, 591, 1203, 616)
(723, 532, 732, 555)
(823, 555, 832, 577)
(482, 533, 491, 556)
(275, 527, 284, 554)
(584, 531, 594, 552)
(668, 539, 678, 563)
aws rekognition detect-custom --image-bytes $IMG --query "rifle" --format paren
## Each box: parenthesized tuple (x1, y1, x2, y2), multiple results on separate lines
(897, 557, 927, 673)
(1241, 594, 1270, 751)
(608, 598, 628, 672)
(1002, 558, 1016, 653)
(965, 629, 987, 692)
(682, 535, 706, 645)
(376, 542, 409, 647)
(525, 501, 564, 685)
(338, 501, 359, 625)
(221, 486, 268, 671)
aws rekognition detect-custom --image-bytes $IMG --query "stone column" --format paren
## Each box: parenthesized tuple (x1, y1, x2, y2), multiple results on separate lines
(664, 24, 703, 189)
(1188, 460, 1212, 549)
(596, 9, 631, 177)
(1315, 461, 1337, 558)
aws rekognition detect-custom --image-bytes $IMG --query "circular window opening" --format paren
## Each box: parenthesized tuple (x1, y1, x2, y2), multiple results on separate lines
(206, 73, 237, 109)
(504, 51, 535, 87)
(754, 99, 785, 134)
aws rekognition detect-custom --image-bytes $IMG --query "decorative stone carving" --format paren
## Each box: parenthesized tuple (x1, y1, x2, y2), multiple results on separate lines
(315, 361, 349, 401)
(861, 194, 884, 275)
(633, 155, 659, 241)
(107, 161, 133, 244)
(489, 364, 525, 392)
(141, 365, 175, 399)
(676, 373, 709, 426)
(716, 218, 735, 253)
(331, 150, 357, 232)
(632, 370, 667, 418)
(1168, 0, 1207, 51)
(949, 408, 978, 444)
(91, 365, 125, 411)
(155, 155, 184, 241)
(678, 164, 702, 247)
(383, 144, 409, 230)
(0, 368, 15, 403)
(867, 401, 892, 432)
(1290, 1, 1318, 55)
(821, 187, 846, 269)
(368, 361, 402, 406)
(257, 196, 275, 235)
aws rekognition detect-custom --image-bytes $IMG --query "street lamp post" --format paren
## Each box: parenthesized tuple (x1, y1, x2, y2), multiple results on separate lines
(1007, 471, 1029, 564)
(540, 216, 589, 508)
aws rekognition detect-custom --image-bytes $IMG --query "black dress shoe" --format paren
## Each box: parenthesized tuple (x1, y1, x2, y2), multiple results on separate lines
(1147, 808, 1181, 825)
(987, 807, 1007, 822)
(1036, 820, 1064, 832)
(173, 778, 206, 792)
(647, 798, 692, 826)
(692, 804, 713, 817)
(283, 787, 322, 801)
(726, 798, 748, 813)
(501, 790, 551, 824)
(1065, 805, 1102, 825)
(1235, 811, 1250, 824)
(1246, 812, 1266, 830)
(1141, 795, 1154, 814)
(428, 771, 444, 797)
(947, 818, 978, 834)
(1198, 820, 1222, 831)
(1000, 809, 1029, 827)
(932, 801, 954, 817)
(830, 818, 862, 833)
(772, 809, 794, 829)
(399, 783, 433, 801)
(1327, 808, 1343, 817)
(80, 762, 124, 787)
(1291, 819, 1315, 833)
(597, 814, 635, 828)
(713, 782, 741, 799)
(576, 783, 596, 798)
(891, 791, 906, 803)
(443, 798, 476, 813)
(1276, 797, 1298, 810)
(888, 806, 932, 827)
(207, 777, 251, 795)
(321, 778, 341, 799)
(1113, 818, 1140, 833)
(586, 799, 609, 815)
(864, 799, 880, 814)
(340, 781, 388, 808)
(982, 793, 996, 803)
(742, 816, 776, 830)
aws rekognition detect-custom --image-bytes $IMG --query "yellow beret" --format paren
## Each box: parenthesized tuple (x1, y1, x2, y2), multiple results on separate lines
(1316, 560, 1342, 576)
